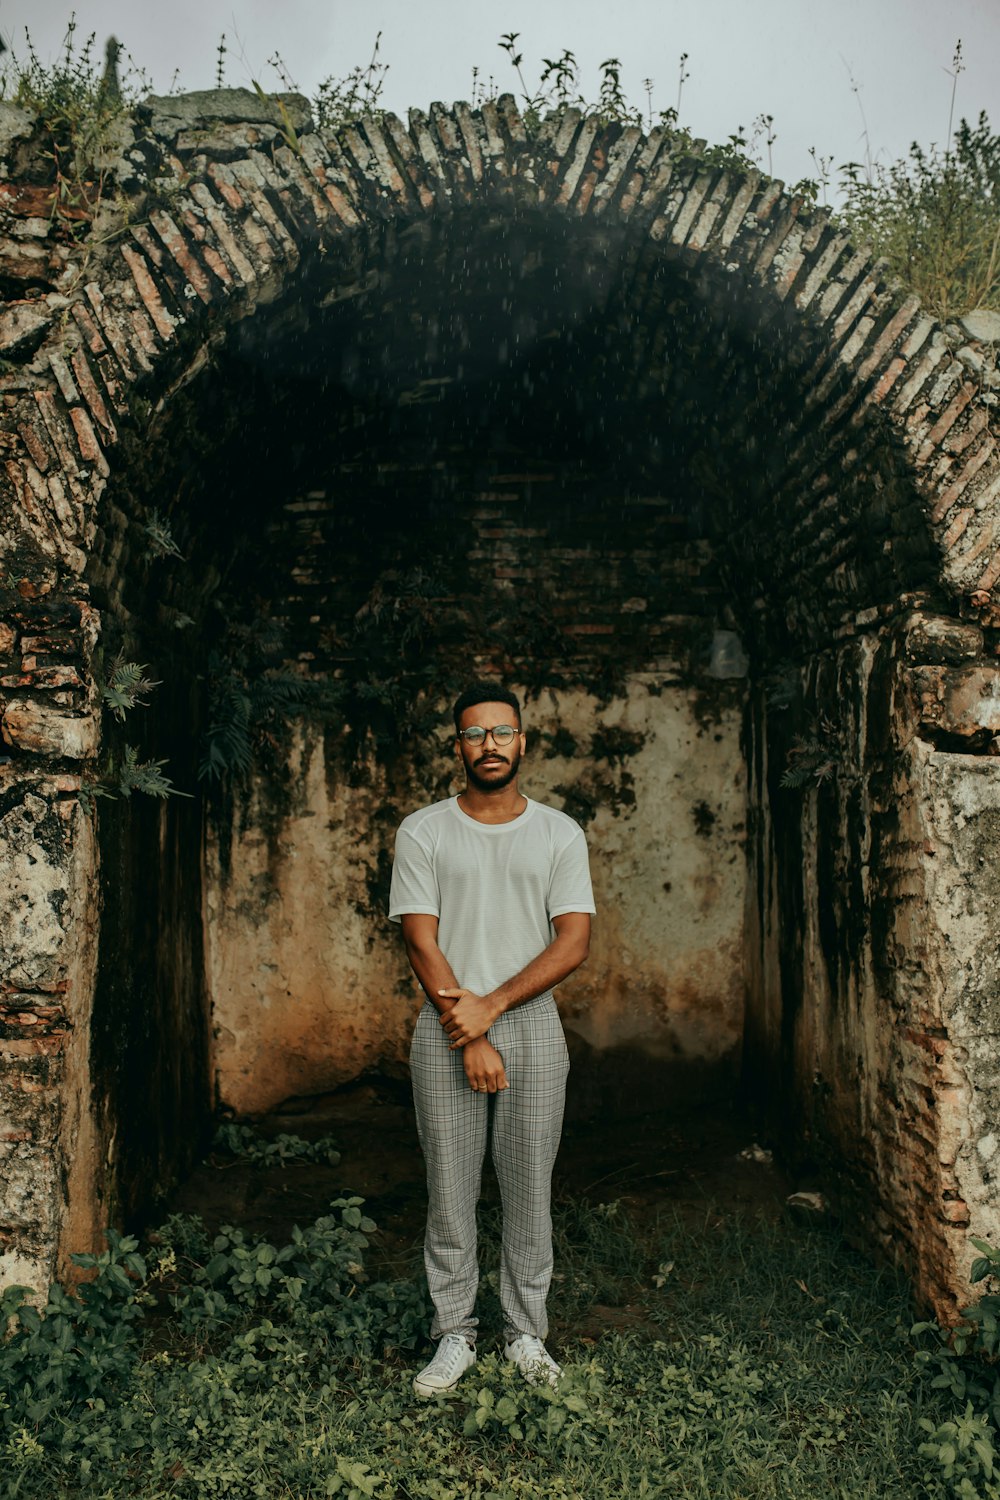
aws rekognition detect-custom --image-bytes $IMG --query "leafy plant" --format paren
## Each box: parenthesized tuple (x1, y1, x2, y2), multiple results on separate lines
(212, 1122, 341, 1168)
(199, 646, 315, 783)
(0, 1228, 148, 1436)
(83, 639, 188, 808)
(0, 15, 147, 240)
(780, 715, 842, 789)
(143, 509, 184, 561)
(840, 107, 1000, 320)
(0, 1176, 970, 1500)
(250, 77, 302, 157)
(912, 1237, 1000, 1498)
(498, 34, 646, 135)
(314, 32, 388, 133)
(117, 742, 189, 799)
(495, 32, 772, 178)
(98, 656, 160, 721)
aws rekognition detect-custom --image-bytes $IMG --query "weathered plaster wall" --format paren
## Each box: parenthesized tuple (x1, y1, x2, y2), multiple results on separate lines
(744, 607, 1000, 1319)
(911, 751, 1000, 1306)
(208, 680, 747, 1116)
(0, 770, 102, 1290)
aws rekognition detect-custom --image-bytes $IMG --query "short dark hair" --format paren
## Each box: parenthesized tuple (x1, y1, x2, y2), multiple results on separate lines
(452, 680, 521, 733)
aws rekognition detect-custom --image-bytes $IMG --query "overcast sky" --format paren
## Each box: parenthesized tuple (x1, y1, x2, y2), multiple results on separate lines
(4, 0, 999, 191)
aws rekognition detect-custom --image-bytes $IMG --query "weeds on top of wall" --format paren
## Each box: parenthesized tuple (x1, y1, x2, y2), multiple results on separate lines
(836, 41, 1000, 322)
(312, 32, 388, 134)
(840, 108, 1000, 322)
(4, 20, 996, 317)
(491, 32, 999, 314)
(0, 16, 147, 242)
(495, 34, 777, 181)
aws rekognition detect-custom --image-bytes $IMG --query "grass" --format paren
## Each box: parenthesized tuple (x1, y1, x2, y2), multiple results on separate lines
(0, 1125, 978, 1500)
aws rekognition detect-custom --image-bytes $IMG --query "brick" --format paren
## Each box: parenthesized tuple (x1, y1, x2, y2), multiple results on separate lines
(474, 100, 506, 162)
(555, 117, 601, 208)
(717, 169, 761, 251)
(82, 283, 139, 381)
(148, 209, 214, 302)
(856, 297, 921, 381)
(69, 303, 129, 416)
(46, 351, 80, 406)
(68, 346, 116, 439)
(941, 507, 974, 551)
(408, 109, 451, 205)
(931, 439, 997, 523)
(383, 114, 436, 211)
(361, 118, 416, 207)
(67, 407, 107, 475)
(120, 244, 176, 342)
(187, 182, 259, 283)
(917, 385, 974, 463)
(590, 127, 643, 216)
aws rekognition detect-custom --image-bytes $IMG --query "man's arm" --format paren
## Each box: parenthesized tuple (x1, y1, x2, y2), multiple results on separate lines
(400, 912, 461, 1013)
(400, 914, 508, 1092)
(439, 912, 591, 1049)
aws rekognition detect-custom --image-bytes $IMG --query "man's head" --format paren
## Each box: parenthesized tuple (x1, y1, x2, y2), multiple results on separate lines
(452, 681, 525, 793)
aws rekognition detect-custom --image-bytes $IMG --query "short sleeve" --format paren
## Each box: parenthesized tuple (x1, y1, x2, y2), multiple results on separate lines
(547, 829, 596, 918)
(388, 826, 440, 923)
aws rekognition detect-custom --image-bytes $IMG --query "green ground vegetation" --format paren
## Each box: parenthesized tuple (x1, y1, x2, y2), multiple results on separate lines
(1, 1128, 999, 1500)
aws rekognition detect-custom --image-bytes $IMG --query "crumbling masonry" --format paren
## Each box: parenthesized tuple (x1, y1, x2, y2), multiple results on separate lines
(1, 88, 999, 1318)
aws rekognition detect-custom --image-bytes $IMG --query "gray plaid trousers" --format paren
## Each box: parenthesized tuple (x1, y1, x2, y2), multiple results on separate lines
(409, 995, 570, 1344)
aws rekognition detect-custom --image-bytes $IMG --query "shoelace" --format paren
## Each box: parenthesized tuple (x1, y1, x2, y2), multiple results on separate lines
(433, 1335, 470, 1376)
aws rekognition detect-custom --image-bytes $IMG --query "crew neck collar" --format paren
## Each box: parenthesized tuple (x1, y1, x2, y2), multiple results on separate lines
(450, 794, 534, 831)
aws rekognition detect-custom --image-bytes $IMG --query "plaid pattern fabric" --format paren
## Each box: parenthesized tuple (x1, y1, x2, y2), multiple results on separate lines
(410, 995, 570, 1344)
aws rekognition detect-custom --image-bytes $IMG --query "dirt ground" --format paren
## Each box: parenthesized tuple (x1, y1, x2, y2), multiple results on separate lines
(166, 1077, 793, 1306)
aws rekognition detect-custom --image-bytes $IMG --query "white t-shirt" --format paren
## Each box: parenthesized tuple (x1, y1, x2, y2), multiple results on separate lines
(388, 796, 595, 1000)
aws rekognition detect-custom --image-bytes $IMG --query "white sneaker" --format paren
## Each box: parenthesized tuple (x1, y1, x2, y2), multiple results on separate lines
(504, 1333, 561, 1387)
(413, 1333, 476, 1397)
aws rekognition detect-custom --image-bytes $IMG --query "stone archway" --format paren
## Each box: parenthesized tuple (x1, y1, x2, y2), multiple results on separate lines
(0, 88, 998, 1317)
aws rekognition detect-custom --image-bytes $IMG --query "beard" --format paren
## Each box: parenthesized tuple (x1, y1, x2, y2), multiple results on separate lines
(465, 744, 521, 792)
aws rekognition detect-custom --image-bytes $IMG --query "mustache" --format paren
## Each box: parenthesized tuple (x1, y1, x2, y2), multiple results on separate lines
(475, 752, 509, 765)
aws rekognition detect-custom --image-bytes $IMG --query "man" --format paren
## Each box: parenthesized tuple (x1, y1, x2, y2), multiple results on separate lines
(389, 681, 595, 1397)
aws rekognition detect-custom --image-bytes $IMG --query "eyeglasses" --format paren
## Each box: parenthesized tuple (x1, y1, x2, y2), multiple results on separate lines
(458, 725, 519, 746)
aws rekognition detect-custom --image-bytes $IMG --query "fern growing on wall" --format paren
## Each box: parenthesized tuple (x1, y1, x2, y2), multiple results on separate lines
(118, 744, 189, 799)
(198, 626, 322, 784)
(99, 656, 160, 721)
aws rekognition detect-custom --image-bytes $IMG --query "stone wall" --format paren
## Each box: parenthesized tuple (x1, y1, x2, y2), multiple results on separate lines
(0, 87, 998, 1312)
(743, 607, 1000, 1321)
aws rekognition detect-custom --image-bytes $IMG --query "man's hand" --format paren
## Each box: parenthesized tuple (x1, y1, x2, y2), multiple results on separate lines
(438, 988, 501, 1048)
(462, 1036, 508, 1093)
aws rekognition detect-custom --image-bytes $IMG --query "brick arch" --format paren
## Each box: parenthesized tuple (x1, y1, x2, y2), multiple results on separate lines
(1, 90, 999, 1306)
(4, 92, 996, 605)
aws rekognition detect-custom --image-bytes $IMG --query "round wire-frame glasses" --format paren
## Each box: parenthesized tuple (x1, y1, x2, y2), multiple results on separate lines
(457, 725, 519, 746)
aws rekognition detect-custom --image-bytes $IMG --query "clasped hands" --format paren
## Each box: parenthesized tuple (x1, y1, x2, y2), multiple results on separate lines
(438, 988, 508, 1094)
(437, 987, 502, 1048)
